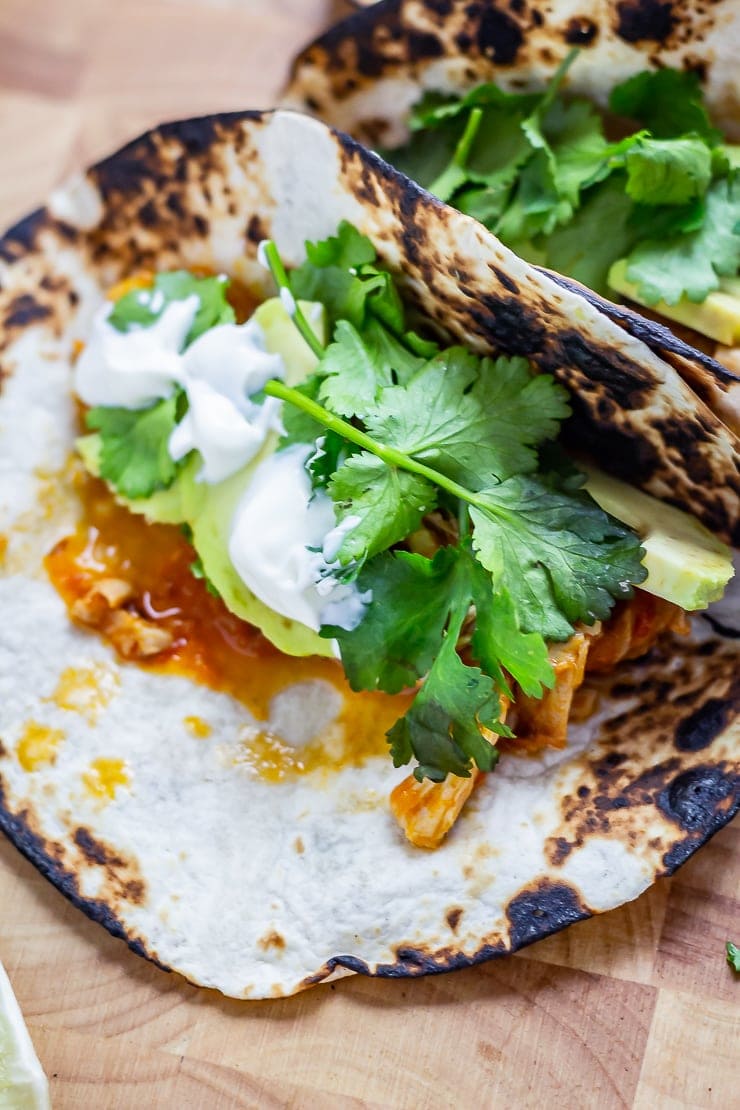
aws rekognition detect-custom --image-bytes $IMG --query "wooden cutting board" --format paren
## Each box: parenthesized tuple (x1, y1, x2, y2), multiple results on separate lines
(0, 2, 738, 1105)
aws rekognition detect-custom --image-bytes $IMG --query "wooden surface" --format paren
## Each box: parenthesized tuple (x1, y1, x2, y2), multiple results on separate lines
(0, 2, 738, 1106)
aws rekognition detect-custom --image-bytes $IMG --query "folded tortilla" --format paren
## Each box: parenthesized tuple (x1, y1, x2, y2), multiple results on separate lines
(0, 109, 737, 998)
(285, 0, 740, 436)
(285, 0, 740, 142)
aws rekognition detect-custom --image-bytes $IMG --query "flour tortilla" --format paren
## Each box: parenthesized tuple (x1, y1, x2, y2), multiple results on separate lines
(285, 0, 740, 144)
(284, 0, 740, 436)
(0, 110, 738, 998)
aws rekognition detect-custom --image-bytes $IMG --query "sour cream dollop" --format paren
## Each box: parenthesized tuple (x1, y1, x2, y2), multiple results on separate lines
(74, 295, 285, 483)
(229, 444, 368, 632)
(168, 321, 284, 483)
(75, 296, 200, 409)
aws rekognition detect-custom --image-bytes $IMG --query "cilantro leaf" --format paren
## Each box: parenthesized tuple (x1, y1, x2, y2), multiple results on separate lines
(325, 548, 459, 694)
(318, 320, 393, 417)
(727, 941, 740, 973)
(470, 475, 646, 640)
(292, 222, 407, 339)
(305, 220, 377, 270)
(86, 392, 184, 499)
(291, 256, 400, 335)
(365, 350, 569, 488)
(627, 196, 707, 240)
(289, 262, 368, 330)
(411, 83, 539, 130)
(362, 317, 427, 385)
(386, 116, 467, 197)
(109, 271, 235, 346)
(325, 542, 553, 781)
(625, 173, 740, 303)
(390, 67, 735, 309)
(328, 453, 436, 564)
(541, 99, 617, 203)
(469, 564, 552, 700)
(493, 80, 616, 241)
(542, 176, 638, 295)
(305, 433, 348, 491)
(624, 137, 713, 206)
(386, 582, 503, 782)
(609, 69, 721, 144)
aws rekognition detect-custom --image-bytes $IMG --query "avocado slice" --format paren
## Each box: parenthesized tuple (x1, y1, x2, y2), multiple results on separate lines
(608, 258, 740, 346)
(583, 465, 734, 610)
(77, 296, 334, 657)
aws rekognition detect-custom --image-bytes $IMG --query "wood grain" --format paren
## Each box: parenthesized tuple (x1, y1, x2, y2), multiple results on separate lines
(0, 2, 738, 1106)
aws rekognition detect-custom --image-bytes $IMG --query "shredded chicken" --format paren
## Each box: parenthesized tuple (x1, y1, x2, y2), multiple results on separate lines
(510, 631, 592, 749)
(104, 610, 174, 659)
(70, 577, 173, 659)
(71, 577, 133, 626)
(390, 720, 504, 850)
(586, 594, 689, 673)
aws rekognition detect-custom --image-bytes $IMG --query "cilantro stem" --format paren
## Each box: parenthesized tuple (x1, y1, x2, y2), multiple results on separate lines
(540, 48, 579, 111)
(428, 107, 483, 198)
(453, 107, 484, 168)
(259, 239, 325, 359)
(264, 378, 490, 510)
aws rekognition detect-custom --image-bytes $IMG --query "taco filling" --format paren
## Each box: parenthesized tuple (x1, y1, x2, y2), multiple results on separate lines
(48, 221, 733, 849)
(287, 6, 740, 430)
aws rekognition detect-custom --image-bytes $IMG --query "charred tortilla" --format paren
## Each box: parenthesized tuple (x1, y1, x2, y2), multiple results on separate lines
(0, 110, 737, 997)
(285, 1, 740, 144)
(284, 0, 740, 436)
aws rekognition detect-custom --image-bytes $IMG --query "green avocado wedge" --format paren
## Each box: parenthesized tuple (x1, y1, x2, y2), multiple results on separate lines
(584, 465, 734, 609)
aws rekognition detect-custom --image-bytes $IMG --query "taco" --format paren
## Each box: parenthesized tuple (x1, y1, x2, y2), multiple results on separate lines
(285, 0, 740, 434)
(0, 109, 737, 999)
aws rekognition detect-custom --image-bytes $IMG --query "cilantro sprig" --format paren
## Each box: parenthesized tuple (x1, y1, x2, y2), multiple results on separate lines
(389, 63, 740, 304)
(727, 941, 740, 973)
(261, 228, 646, 781)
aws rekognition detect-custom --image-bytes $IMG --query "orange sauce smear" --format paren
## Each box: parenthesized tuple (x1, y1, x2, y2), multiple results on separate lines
(16, 721, 65, 771)
(83, 757, 130, 800)
(45, 473, 413, 779)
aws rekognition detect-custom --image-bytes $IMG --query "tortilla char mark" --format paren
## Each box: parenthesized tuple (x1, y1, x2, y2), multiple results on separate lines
(70, 112, 269, 277)
(541, 270, 740, 435)
(0, 778, 166, 969)
(544, 634, 740, 870)
(506, 879, 589, 949)
(0, 267, 79, 371)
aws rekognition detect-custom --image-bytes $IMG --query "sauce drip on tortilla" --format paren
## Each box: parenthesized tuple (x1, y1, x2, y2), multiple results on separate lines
(16, 721, 65, 771)
(83, 758, 130, 799)
(45, 473, 412, 779)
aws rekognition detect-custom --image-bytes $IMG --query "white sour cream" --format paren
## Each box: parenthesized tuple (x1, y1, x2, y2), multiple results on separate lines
(75, 296, 200, 409)
(169, 321, 284, 483)
(75, 296, 286, 483)
(229, 445, 368, 632)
